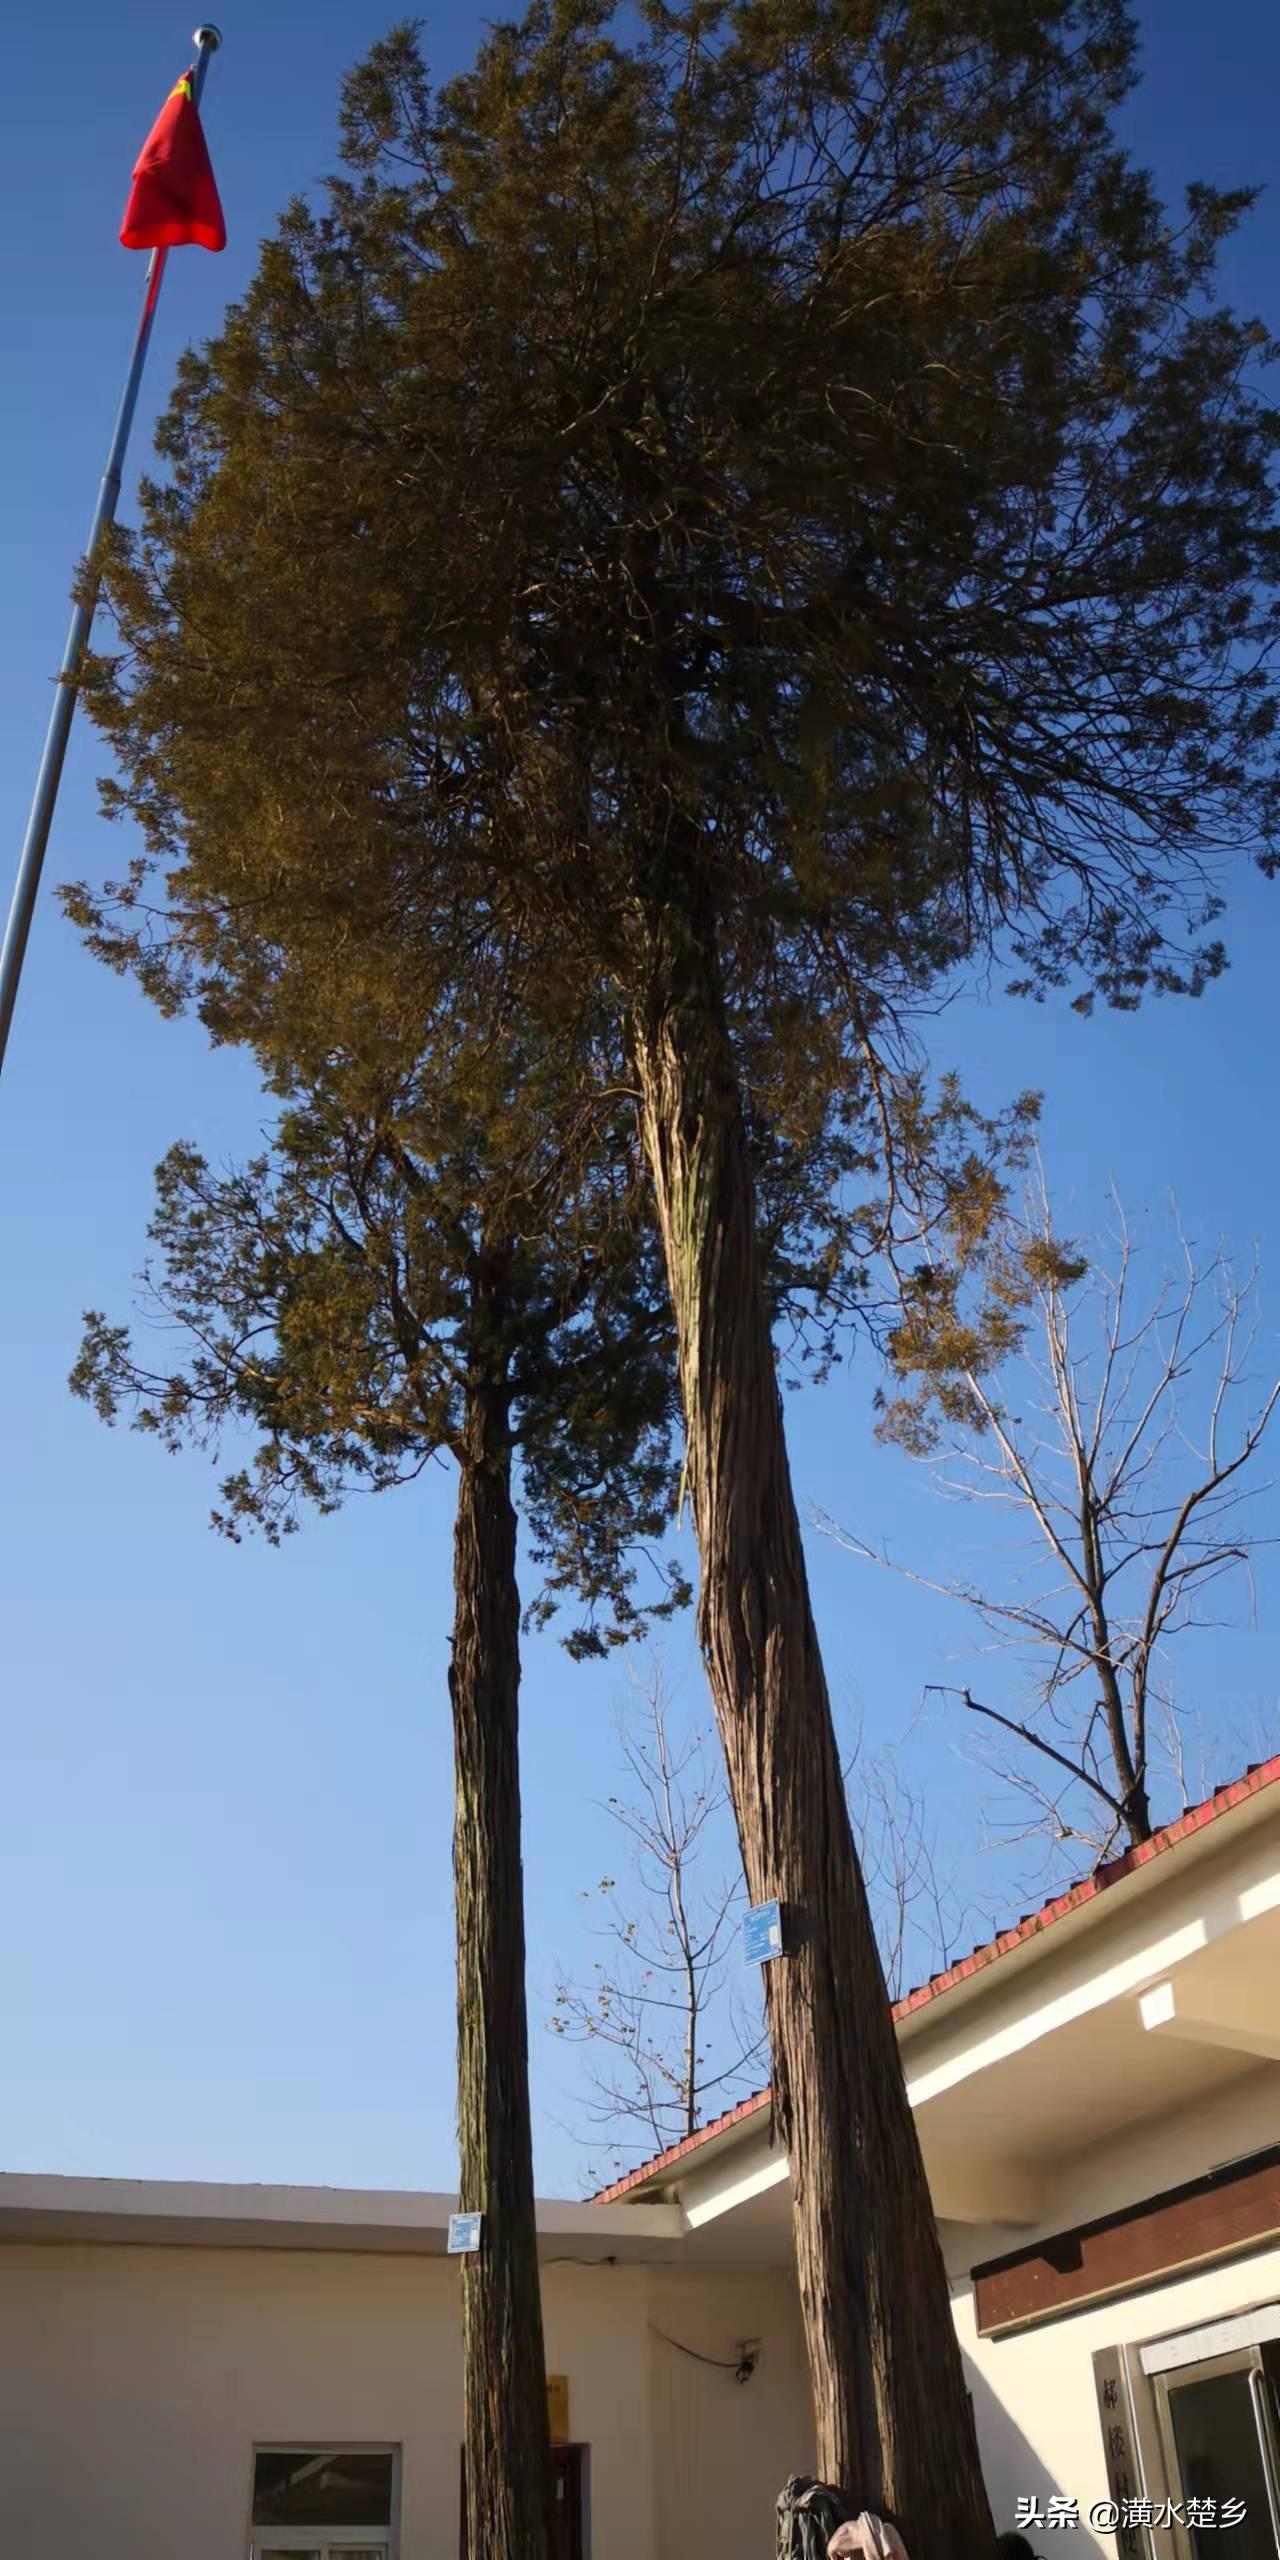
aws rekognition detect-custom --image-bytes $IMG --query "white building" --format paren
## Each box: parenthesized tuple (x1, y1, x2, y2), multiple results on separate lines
(3, 1755, 1279, 2560)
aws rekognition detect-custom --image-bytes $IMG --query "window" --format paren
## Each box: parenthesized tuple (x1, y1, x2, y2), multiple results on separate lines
(248, 2447, 397, 2560)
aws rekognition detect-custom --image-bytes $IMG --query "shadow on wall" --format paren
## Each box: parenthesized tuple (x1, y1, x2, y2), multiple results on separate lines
(964, 2347, 1103, 2557)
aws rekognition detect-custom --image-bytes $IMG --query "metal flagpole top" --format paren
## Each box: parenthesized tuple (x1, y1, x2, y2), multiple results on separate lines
(192, 27, 223, 103)
(0, 20, 227, 1080)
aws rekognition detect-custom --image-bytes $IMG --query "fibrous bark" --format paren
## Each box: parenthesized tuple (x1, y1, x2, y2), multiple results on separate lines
(451, 1248, 551, 2560)
(633, 910, 993, 2554)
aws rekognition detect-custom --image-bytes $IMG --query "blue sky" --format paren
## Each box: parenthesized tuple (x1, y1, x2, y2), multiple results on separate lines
(1, 0, 1278, 2200)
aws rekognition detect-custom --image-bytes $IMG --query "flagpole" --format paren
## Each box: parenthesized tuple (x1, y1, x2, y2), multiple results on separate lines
(0, 23, 223, 1079)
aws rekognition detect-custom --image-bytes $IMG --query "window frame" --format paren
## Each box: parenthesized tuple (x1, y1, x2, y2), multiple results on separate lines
(249, 2536, 391, 2558)
(245, 2441, 400, 2560)
(1142, 2303, 1280, 2378)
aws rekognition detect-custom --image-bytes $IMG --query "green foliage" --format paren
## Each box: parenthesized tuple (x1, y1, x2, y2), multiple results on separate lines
(71, 1036, 692, 1654)
(67, 0, 1280, 1092)
(63, 0, 1280, 1644)
(876, 1161, 1090, 1454)
(72, 1028, 1035, 1636)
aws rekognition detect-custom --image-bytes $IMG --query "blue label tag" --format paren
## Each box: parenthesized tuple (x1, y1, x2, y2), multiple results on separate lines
(447, 2211, 483, 2255)
(743, 1900, 783, 1965)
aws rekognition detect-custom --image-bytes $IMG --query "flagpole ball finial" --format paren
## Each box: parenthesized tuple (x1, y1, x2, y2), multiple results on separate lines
(194, 23, 222, 49)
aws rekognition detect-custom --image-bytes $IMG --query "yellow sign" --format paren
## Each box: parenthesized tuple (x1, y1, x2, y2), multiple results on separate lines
(547, 2374, 570, 2445)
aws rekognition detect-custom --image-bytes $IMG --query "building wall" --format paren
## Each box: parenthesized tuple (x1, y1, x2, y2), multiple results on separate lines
(3, 2063, 1276, 2558)
(957, 2238, 1280, 2553)
(544, 2258, 663, 2560)
(945, 2063, 1280, 2555)
(0, 2240, 806, 2560)
(0, 2241, 467, 2560)
(646, 2267, 814, 2558)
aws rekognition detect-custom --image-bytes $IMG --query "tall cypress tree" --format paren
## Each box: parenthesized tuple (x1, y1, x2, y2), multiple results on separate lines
(70, 0, 1280, 2542)
(75, 1004, 686, 2560)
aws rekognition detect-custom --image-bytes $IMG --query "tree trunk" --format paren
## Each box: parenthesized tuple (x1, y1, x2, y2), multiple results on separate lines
(632, 912, 994, 2558)
(1076, 1494, 1151, 1842)
(450, 1247, 551, 2560)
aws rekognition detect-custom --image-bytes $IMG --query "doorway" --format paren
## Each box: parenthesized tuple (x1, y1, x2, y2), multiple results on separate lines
(458, 2442, 586, 2560)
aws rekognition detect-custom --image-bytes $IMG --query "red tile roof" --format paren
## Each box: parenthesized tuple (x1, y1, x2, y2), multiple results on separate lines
(590, 1753, 1280, 2205)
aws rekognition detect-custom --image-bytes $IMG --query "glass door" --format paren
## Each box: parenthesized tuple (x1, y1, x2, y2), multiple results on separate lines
(1154, 2348, 1280, 2560)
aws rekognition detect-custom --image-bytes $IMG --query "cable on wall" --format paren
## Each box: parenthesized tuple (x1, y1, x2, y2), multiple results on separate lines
(649, 2326, 760, 2384)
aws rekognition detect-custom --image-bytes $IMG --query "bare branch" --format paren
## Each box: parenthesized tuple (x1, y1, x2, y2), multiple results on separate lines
(821, 1187, 1279, 1857)
(548, 1659, 766, 2164)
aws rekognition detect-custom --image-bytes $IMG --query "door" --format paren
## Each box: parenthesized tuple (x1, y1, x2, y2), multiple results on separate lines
(549, 2446, 584, 2560)
(459, 2444, 584, 2560)
(1155, 2346, 1280, 2560)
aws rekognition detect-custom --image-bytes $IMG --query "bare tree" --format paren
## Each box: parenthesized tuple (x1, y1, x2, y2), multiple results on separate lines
(843, 1717, 968, 2001)
(819, 1185, 1279, 1859)
(550, 1662, 766, 2176)
(552, 1672, 965, 2180)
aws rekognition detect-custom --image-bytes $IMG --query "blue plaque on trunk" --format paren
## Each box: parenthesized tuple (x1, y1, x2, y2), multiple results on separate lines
(743, 1899, 784, 1964)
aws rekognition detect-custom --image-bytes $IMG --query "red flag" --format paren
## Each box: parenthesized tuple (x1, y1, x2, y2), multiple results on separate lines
(120, 67, 225, 253)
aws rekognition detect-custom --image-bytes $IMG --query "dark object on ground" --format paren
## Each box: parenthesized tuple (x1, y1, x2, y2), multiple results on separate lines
(778, 2476, 850, 2560)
